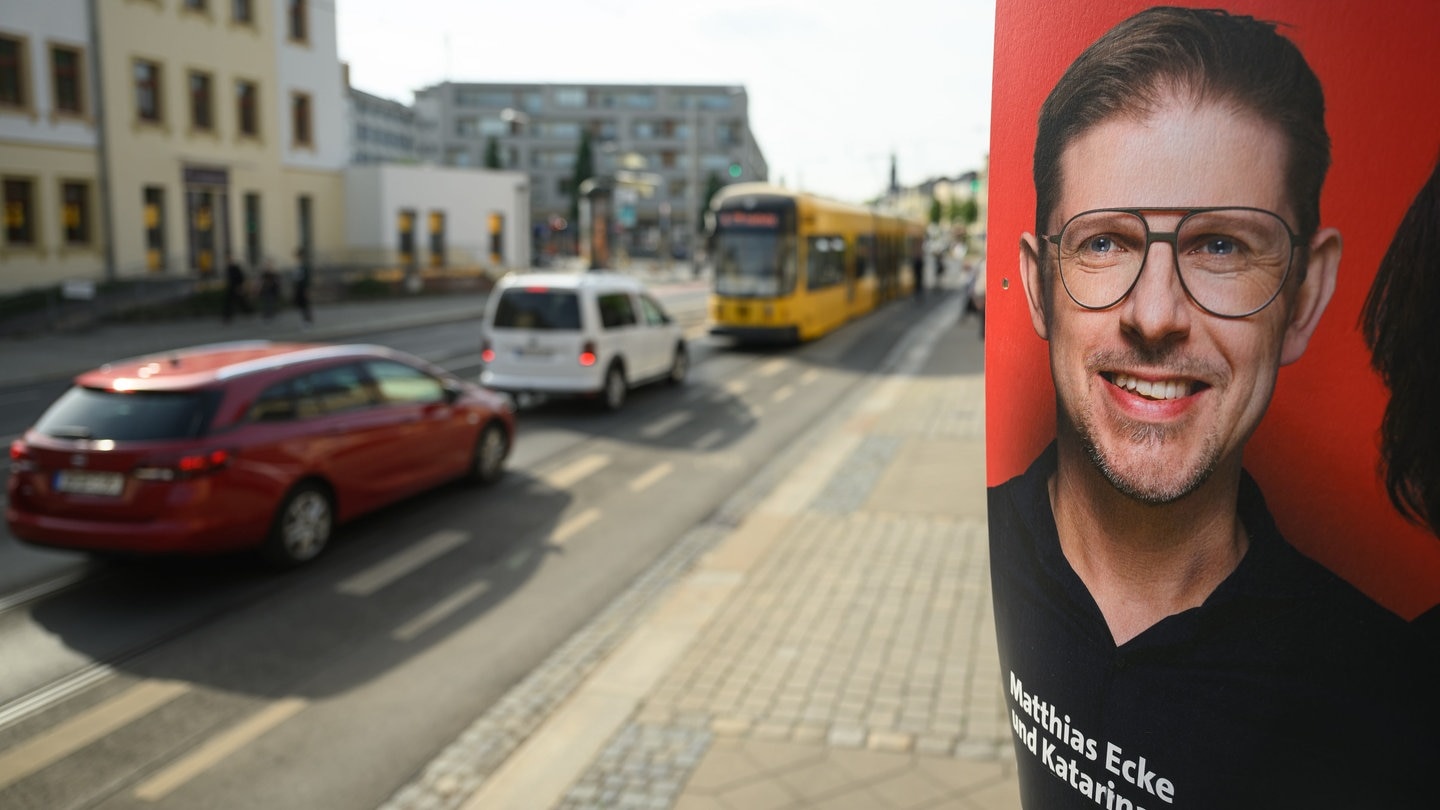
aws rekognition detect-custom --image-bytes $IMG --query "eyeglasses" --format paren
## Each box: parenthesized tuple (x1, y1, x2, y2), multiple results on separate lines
(1043, 207, 1305, 318)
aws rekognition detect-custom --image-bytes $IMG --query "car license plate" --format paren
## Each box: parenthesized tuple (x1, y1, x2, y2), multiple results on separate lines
(54, 470, 124, 497)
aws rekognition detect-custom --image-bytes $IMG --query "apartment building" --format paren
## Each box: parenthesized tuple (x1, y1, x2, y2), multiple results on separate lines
(413, 82, 768, 259)
(0, 1, 103, 291)
(0, 0, 347, 294)
(348, 84, 417, 165)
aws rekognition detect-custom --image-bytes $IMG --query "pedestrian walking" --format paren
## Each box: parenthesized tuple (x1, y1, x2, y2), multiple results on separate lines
(258, 260, 281, 320)
(911, 252, 925, 302)
(222, 255, 252, 323)
(292, 248, 313, 327)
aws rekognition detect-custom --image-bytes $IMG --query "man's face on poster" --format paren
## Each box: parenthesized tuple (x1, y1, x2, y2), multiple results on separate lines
(1021, 94, 1337, 504)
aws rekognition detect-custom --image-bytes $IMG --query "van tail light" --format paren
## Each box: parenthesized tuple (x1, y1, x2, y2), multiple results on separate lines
(578, 341, 597, 367)
(10, 440, 36, 474)
(481, 338, 495, 364)
(134, 449, 233, 482)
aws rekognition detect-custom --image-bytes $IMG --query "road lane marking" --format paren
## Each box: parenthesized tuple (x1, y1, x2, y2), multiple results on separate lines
(392, 581, 491, 642)
(505, 548, 535, 571)
(629, 462, 673, 493)
(542, 454, 611, 490)
(722, 380, 748, 396)
(336, 530, 470, 597)
(553, 508, 601, 545)
(132, 698, 307, 801)
(772, 385, 795, 403)
(799, 369, 820, 385)
(757, 359, 787, 377)
(639, 411, 693, 439)
(0, 679, 190, 791)
(693, 430, 725, 451)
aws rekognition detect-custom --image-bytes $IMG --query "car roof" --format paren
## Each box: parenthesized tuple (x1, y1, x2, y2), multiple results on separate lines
(75, 341, 412, 392)
(495, 271, 645, 293)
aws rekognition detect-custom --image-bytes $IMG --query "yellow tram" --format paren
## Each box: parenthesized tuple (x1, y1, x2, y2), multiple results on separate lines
(707, 183, 927, 343)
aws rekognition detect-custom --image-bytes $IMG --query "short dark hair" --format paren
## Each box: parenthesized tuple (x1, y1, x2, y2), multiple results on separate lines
(1034, 7, 1330, 240)
(1361, 156, 1440, 535)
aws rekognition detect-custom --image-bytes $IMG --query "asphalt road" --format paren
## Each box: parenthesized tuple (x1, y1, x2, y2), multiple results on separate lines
(0, 288, 951, 810)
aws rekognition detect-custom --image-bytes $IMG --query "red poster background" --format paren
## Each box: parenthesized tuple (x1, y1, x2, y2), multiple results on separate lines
(986, 0, 1440, 617)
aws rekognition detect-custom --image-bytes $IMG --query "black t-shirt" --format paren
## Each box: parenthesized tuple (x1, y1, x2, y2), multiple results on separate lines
(989, 445, 1437, 809)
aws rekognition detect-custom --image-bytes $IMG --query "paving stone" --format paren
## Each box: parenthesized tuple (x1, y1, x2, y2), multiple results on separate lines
(827, 726, 868, 748)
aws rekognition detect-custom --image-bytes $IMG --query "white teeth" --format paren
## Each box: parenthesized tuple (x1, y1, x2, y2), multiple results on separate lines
(1110, 373, 1191, 401)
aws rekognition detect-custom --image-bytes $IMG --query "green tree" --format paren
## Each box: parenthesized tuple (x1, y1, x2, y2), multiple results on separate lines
(567, 129, 595, 226)
(929, 194, 943, 225)
(701, 171, 726, 226)
(957, 198, 979, 226)
(483, 137, 502, 169)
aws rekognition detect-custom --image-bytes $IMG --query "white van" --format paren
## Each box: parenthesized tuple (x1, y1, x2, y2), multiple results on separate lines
(479, 272, 688, 410)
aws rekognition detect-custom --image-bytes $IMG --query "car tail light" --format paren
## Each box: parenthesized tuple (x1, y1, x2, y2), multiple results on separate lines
(134, 449, 232, 482)
(481, 338, 495, 364)
(10, 440, 36, 474)
(579, 340, 597, 367)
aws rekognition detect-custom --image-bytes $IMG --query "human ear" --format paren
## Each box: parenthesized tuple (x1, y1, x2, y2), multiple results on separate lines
(1020, 233, 1050, 340)
(1279, 227, 1341, 366)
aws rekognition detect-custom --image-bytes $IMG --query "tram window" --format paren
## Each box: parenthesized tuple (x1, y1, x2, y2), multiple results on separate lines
(806, 236, 846, 290)
(857, 235, 875, 278)
(714, 229, 793, 297)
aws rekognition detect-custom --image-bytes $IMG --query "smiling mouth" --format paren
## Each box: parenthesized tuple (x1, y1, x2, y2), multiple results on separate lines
(1103, 372, 1203, 401)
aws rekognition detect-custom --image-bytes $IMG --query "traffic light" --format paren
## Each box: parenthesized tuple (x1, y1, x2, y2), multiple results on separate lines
(728, 163, 742, 179)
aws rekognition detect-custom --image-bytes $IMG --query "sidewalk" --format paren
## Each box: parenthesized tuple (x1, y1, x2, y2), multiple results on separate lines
(0, 263, 712, 389)
(382, 284, 1018, 810)
(0, 292, 491, 389)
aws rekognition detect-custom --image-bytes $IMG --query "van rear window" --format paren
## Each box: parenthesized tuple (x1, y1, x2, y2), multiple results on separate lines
(493, 289, 581, 330)
(35, 387, 220, 441)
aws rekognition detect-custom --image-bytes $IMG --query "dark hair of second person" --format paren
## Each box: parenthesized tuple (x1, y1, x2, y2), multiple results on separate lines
(1361, 156, 1440, 535)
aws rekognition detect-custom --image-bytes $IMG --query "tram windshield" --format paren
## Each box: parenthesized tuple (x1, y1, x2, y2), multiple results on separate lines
(713, 229, 797, 298)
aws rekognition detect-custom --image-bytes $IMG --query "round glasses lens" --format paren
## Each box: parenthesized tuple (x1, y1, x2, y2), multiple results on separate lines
(1057, 211, 1148, 309)
(1176, 209, 1292, 316)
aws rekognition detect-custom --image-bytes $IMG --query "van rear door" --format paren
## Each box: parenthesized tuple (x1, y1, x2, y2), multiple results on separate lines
(486, 287, 586, 382)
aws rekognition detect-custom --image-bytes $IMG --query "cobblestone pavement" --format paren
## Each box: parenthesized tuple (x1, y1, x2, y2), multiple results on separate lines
(381, 290, 1017, 810)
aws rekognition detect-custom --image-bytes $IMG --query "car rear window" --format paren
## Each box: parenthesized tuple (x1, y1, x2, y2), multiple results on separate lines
(34, 387, 221, 441)
(493, 289, 581, 330)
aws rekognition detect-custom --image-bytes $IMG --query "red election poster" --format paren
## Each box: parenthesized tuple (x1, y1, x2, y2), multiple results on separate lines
(985, 2, 1440, 807)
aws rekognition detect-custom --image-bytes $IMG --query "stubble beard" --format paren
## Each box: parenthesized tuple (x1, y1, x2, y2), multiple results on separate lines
(1071, 405, 1222, 505)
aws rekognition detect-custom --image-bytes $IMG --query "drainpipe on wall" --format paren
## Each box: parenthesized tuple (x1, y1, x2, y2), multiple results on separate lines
(88, 0, 116, 282)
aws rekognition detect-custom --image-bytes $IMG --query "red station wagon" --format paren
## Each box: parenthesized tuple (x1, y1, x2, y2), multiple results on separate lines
(7, 341, 515, 567)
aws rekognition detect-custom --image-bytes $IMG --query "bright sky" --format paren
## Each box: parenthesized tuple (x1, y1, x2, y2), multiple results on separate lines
(336, 0, 995, 204)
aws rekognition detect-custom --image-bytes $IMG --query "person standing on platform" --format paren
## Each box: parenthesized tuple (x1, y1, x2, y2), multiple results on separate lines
(293, 247, 314, 328)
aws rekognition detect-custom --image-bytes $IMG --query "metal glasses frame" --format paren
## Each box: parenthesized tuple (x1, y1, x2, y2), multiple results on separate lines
(1043, 206, 1306, 318)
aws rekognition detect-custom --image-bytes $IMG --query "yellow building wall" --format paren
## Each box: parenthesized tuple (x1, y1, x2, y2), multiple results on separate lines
(98, 0, 289, 278)
(0, 141, 102, 291)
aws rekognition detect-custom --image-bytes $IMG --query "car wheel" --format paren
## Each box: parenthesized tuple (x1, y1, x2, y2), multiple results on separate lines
(601, 362, 627, 411)
(466, 422, 509, 485)
(262, 481, 333, 567)
(667, 344, 688, 386)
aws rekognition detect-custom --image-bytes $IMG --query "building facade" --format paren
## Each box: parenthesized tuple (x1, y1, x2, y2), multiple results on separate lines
(347, 83, 417, 165)
(0, 0, 348, 295)
(413, 82, 768, 260)
(344, 163, 529, 272)
(0, 0, 103, 291)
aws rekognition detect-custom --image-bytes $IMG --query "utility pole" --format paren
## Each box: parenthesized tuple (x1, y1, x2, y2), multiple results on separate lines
(687, 94, 699, 261)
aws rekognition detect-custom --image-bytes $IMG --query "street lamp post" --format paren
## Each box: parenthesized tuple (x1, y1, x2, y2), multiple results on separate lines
(687, 96, 699, 264)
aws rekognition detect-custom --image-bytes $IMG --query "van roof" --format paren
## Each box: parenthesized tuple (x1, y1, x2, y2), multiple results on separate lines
(495, 271, 643, 291)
